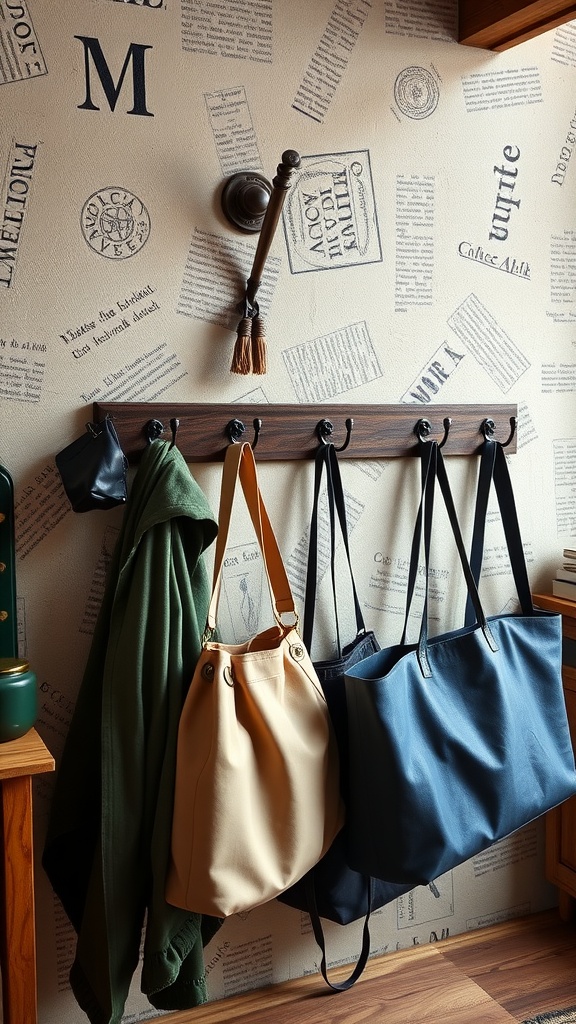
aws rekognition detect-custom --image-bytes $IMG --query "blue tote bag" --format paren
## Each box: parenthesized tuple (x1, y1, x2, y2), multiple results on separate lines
(345, 439, 576, 886)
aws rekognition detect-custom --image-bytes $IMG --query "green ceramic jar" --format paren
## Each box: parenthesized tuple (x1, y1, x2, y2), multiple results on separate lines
(0, 657, 37, 742)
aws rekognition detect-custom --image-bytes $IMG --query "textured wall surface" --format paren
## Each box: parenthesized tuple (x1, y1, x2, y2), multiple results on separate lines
(1, 0, 576, 1020)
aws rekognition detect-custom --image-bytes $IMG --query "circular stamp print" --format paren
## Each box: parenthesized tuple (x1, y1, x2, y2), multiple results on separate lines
(80, 186, 150, 259)
(394, 67, 439, 120)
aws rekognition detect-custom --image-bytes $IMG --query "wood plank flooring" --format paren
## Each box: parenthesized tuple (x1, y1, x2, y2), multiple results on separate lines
(442, 910, 576, 1022)
(165, 910, 576, 1024)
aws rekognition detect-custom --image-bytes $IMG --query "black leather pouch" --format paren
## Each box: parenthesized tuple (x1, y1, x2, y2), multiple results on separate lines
(55, 416, 128, 512)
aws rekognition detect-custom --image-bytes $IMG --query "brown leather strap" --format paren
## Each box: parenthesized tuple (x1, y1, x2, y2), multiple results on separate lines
(207, 442, 297, 633)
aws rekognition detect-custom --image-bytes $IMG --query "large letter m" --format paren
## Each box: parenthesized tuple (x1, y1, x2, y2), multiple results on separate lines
(75, 36, 153, 116)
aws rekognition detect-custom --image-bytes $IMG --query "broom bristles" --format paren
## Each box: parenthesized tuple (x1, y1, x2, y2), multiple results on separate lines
(251, 315, 267, 375)
(231, 316, 252, 374)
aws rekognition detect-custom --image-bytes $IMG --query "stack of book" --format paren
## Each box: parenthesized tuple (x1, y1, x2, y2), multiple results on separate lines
(552, 549, 576, 601)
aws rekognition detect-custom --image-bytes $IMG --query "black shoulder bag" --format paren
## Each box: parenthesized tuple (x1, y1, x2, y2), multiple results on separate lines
(278, 442, 411, 990)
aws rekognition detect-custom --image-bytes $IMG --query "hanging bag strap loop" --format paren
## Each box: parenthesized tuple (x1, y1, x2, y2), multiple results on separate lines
(327, 443, 367, 641)
(305, 874, 373, 992)
(465, 438, 533, 626)
(303, 443, 366, 656)
(490, 441, 533, 611)
(405, 441, 497, 678)
(207, 442, 297, 636)
(464, 438, 497, 626)
(301, 442, 374, 991)
(400, 439, 436, 646)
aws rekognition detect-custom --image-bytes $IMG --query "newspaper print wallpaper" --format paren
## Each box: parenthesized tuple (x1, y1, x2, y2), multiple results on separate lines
(2, 0, 576, 1020)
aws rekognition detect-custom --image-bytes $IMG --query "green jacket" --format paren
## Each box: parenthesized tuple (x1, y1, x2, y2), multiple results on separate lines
(43, 439, 220, 1024)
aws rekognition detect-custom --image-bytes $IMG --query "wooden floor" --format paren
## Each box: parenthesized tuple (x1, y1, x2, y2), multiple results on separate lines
(166, 909, 576, 1024)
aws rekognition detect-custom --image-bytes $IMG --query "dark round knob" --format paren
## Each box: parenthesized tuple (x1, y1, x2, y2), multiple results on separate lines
(221, 171, 272, 233)
(241, 182, 269, 218)
(281, 150, 301, 169)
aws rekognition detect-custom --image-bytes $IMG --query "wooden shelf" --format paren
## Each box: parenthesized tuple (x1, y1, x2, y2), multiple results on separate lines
(459, 0, 576, 50)
(0, 727, 54, 780)
(532, 592, 576, 617)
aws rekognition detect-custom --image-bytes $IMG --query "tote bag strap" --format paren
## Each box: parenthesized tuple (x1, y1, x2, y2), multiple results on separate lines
(464, 438, 532, 626)
(464, 439, 497, 627)
(303, 444, 336, 653)
(407, 442, 497, 677)
(303, 443, 366, 655)
(491, 441, 533, 611)
(207, 441, 297, 635)
(302, 444, 373, 991)
(400, 439, 436, 645)
(305, 873, 373, 992)
(327, 444, 367, 641)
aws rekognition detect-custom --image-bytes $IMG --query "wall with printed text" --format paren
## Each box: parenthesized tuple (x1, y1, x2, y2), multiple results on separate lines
(2, 0, 576, 1021)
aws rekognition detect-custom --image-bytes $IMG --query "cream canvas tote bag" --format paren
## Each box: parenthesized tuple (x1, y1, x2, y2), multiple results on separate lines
(166, 441, 343, 917)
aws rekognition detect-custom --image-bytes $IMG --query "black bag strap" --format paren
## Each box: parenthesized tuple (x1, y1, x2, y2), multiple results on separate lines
(303, 443, 339, 653)
(404, 441, 497, 677)
(400, 439, 436, 645)
(490, 442, 533, 611)
(464, 438, 533, 625)
(303, 443, 373, 991)
(464, 439, 497, 626)
(303, 443, 366, 656)
(305, 874, 373, 992)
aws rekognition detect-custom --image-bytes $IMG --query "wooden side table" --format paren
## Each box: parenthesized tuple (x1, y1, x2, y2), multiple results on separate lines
(533, 593, 576, 921)
(0, 728, 54, 1024)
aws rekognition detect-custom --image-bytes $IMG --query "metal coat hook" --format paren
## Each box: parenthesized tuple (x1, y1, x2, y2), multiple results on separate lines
(502, 416, 517, 448)
(415, 417, 451, 447)
(481, 416, 517, 448)
(252, 417, 262, 448)
(145, 417, 181, 449)
(226, 417, 262, 448)
(439, 417, 451, 449)
(168, 418, 179, 450)
(316, 417, 353, 452)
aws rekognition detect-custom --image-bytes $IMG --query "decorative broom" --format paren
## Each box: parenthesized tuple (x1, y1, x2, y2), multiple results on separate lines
(231, 149, 301, 375)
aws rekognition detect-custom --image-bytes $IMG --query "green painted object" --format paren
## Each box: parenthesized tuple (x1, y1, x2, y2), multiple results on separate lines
(0, 658, 37, 742)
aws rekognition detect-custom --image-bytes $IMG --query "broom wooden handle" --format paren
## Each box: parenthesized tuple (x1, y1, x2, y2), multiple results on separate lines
(245, 149, 300, 307)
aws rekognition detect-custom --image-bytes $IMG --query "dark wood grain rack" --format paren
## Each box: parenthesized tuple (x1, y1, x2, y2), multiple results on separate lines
(94, 403, 518, 464)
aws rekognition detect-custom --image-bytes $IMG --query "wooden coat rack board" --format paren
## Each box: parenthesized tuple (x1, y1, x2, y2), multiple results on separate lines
(94, 402, 518, 464)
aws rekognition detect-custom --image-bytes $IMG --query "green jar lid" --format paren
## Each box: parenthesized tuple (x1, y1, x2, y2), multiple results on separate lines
(0, 657, 30, 676)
